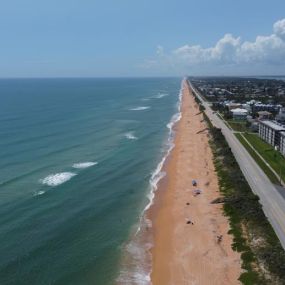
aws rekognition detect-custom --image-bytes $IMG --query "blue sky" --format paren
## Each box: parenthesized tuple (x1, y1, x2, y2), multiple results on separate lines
(1, 0, 285, 77)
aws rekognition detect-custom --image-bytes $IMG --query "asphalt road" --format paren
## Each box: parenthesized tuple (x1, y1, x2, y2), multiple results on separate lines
(189, 81, 285, 249)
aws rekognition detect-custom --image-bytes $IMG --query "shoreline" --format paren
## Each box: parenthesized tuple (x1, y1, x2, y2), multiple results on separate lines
(149, 80, 241, 284)
(116, 81, 184, 285)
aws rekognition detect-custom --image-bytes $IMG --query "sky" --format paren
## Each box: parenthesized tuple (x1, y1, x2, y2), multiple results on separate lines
(1, 0, 285, 77)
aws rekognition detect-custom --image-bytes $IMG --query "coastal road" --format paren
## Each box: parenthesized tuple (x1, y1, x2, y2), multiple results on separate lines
(189, 81, 285, 249)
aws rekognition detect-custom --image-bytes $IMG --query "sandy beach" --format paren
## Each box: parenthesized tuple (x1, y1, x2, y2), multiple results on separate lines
(149, 80, 241, 285)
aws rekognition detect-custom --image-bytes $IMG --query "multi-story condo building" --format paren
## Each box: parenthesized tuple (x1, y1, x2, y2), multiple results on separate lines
(279, 132, 285, 156)
(259, 120, 285, 148)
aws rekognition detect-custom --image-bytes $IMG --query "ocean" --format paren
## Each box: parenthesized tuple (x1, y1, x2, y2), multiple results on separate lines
(0, 78, 181, 285)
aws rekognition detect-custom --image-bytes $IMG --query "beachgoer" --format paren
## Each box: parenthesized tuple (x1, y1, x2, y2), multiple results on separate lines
(217, 235, 223, 243)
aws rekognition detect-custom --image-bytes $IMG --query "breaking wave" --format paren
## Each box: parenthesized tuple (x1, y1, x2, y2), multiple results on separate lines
(125, 132, 138, 140)
(40, 172, 77, 187)
(72, 162, 98, 169)
(33, 190, 46, 196)
(117, 79, 185, 285)
(145, 84, 183, 212)
(153, 93, 168, 99)
(129, 106, 150, 111)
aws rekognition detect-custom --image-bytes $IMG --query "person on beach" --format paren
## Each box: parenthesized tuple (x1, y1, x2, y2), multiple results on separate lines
(217, 235, 223, 243)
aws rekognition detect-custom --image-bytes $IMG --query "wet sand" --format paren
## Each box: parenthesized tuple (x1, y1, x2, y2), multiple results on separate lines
(150, 80, 241, 285)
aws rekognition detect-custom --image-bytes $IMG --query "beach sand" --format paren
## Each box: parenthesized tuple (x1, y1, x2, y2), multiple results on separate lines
(149, 80, 241, 285)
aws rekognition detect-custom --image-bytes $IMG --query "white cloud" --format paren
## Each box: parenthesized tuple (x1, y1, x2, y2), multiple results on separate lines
(274, 19, 285, 40)
(238, 34, 285, 64)
(142, 19, 285, 75)
(211, 34, 241, 62)
(172, 34, 241, 64)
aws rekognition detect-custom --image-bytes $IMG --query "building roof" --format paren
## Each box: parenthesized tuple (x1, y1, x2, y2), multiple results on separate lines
(257, 111, 272, 115)
(230, 108, 248, 114)
(260, 120, 285, 131)
(227, 103, 241, 107)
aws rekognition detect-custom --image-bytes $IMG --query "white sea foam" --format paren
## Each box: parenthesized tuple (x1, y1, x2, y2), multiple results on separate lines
(153, 93, 168, 99)
(144, 81, 183, 213)
(117, 80, 185, 285)
(72, 162, 98, 169)
(40, 172, 76, 186)
(33, 190, 46, 196)
(117, 239, 153, 285)
(125, 132, 138, 140)
(117, 269, 151, 285)
(129, 106, 150, 111)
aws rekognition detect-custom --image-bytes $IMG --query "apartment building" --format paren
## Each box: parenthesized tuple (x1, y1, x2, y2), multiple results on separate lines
(279, 132, 285, 156)
(259, 120, 285, 148)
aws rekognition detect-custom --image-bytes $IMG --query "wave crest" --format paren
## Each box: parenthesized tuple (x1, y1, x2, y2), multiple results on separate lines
(72, 162, 98, 169)
(40, 172, 76, 186)
(125, 132, 138, 140)
(153, 93, 168, 99)
(33, 190, 46, 196)
(129, 106, 150, 111)
(117, 80, 185, 285)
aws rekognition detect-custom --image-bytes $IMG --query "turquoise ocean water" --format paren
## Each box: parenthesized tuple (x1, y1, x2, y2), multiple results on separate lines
(0, 78, 181, 285)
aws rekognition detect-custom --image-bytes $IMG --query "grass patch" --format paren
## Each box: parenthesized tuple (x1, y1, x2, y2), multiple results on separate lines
(239, 272, 261, 285)
(227, 120, 250, 132)
(243, 133, 285, 183)
(235, 133, 280, 184)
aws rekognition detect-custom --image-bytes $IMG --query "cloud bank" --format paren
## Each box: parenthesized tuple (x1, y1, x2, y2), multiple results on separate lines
(142, 19, 285, 75)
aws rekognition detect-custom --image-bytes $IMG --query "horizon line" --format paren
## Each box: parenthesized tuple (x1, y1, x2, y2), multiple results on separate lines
(0, 75, 284, 80)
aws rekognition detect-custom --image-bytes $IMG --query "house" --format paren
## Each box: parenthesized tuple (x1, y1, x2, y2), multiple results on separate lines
(230, 108, 248, 120)
(227, 102, 242, 110)
(257, 111, 272, 120)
